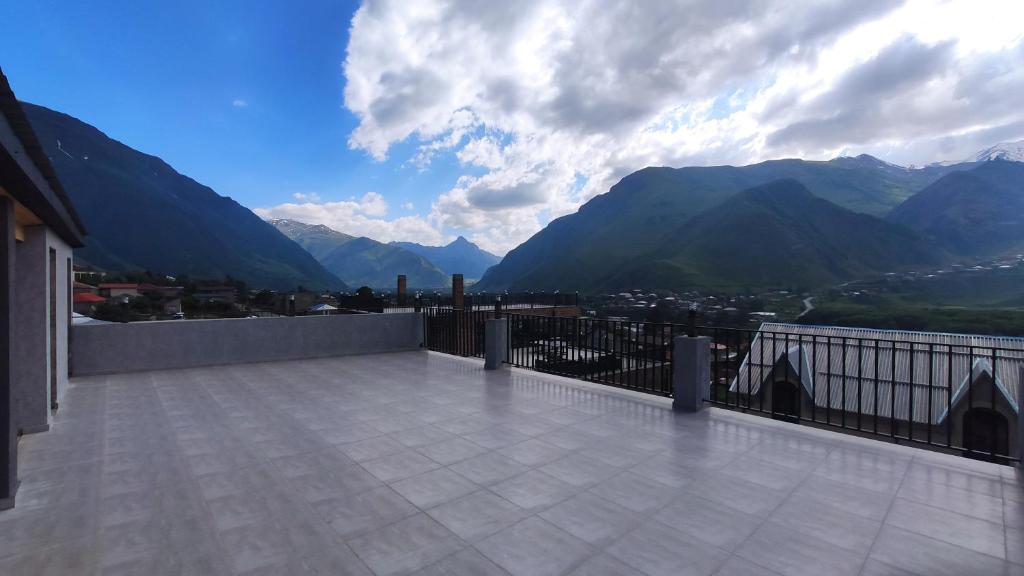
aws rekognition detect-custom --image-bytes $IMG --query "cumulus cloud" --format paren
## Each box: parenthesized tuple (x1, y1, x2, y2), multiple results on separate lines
(255, 192, 445, 245)
(232, 99, 248, 108)
(335, 0, 1024, 254)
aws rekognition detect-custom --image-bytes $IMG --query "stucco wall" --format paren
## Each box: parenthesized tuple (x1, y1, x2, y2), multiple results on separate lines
(12, 226, 71, 434)
(71, 312, 425, 376)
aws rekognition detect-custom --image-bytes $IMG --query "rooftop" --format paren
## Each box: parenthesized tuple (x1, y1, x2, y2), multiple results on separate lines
(2, 351, 1021, 575)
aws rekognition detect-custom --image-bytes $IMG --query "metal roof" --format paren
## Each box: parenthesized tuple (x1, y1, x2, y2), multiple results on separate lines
(731, 323, 1024, 424)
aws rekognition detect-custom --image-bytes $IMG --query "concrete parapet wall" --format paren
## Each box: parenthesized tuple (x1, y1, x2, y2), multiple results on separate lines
(71, 312, 424, 376)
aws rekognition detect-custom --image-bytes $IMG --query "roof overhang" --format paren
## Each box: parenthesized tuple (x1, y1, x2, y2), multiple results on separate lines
(0, 69, 86, 247)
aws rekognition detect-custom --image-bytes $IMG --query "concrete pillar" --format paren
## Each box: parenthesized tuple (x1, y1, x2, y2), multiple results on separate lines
(452, 274, 464, 310)
(673, 335, 710, 412)
(485, 318, 508, 370)
(0, 197, 16, 509)
(12, 226, 49, 434)
(397, 275, 407, 306)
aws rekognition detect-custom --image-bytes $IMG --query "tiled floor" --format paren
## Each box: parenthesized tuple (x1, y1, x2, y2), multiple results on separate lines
(2, 351, 1021, 576)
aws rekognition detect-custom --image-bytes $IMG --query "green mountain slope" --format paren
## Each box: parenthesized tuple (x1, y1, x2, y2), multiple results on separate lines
(391, 236, 499, 279)
(268, 219, 448, 289)
(23, 103, 345, 291)
(605, 179, 944, 291)
(476, 156, 962, 292)
(888, 160, 1024, 258)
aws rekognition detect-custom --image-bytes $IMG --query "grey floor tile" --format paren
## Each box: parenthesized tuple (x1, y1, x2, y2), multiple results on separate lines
(539, 454, 620, 488)
(654, 493, 761, 551)
(13, 352, 1017, 576)
(768, 496, 881, 556)
(587, 471, 679, 513)
(427, 490, 529, 542)
(448, 453, 531, 486)
(340, 436, 411, 463)
(489, 470, 579, 511)
(719, 455, 810, 492)
(206, 492, 274, 531)
(567, 554, 646, 576)
(686, 470, 791, 517)
(391, 425, 459, 448)
(539, 492, 640, 546)
(812, 449, 909, 495)
(904, 460, 1005, 497)
(462, 426, 531, 450)
(578, 443, 655, 468)
(412, 547, 511, 576)
(217, 519, 293, 574)
(349, 513, 465, 576)
(537, 428, 603, 451)
(896, 473, 1005, 523)
(606, 519, 731, 576)
(787, 474, 894, 521)
(313, 486, 419, 539)
(713, 556, 785, 576)
(885, 498, 1006, 559)
(735, 520, 867, 576)
(476, 516, 594, 576)
(416, 437, 490, 466)
(392, 468, 480, 509)
(629, 454, 704, 488)
(363, 450, 442, 483)
(869, 525, 1022, 576)
(499, 439, 571, 467)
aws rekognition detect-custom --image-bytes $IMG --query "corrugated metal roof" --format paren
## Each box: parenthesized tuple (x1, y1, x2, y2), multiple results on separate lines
(731, 323, 1024, 424)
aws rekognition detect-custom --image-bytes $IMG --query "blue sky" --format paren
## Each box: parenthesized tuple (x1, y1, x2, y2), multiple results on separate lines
(0, 1, 461, 229)
(3, 1, 1022, 255)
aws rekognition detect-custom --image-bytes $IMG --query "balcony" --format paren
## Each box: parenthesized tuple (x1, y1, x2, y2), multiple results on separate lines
(3, 340, 1021, 575)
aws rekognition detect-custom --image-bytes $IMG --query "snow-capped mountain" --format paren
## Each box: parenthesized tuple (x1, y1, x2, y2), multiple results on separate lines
(927, 139, 1024, 167)
(963, 140, 1024, 163)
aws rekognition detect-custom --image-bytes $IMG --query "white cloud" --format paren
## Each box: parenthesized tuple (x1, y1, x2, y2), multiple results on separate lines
(292, 192, 322, 203)
(255, 192, 444, 245)
(232, 99, 248, 108)
(340, 0, 1024, 254)
(402, 202, 414, 210)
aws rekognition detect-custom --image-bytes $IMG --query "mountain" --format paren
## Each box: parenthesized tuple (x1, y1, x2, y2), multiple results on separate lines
(268, 219, 355, 260)
(22, 103, 345, 291)
(268, 219, 448, 289)
(960, 140, 1024, 164)
(476, 155, 962, 292)
(888, 160, 1024, 258)
(390, 236, 499, 279)
(602, 179, 943, 291)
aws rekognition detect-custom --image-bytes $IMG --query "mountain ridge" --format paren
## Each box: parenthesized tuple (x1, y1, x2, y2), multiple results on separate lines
(390, 236, 499, 279)
(888, 160, 1024, 258)
(476, 155, 967, 292)
(268, 219, 449, 289)
(597, 179, 944, 291)
(23, 103, 346, 291)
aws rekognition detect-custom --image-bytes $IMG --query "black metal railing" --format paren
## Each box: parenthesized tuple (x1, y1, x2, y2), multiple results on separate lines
(698, 325, 1023, 464)
(506, 314, 677, 396)
(422, 307, 490, 358)
(376, 291, 579, 312)
(422, 308, 1022, 463)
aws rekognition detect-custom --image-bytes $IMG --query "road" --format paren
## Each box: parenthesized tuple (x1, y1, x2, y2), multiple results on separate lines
(797, 296, 815, 318)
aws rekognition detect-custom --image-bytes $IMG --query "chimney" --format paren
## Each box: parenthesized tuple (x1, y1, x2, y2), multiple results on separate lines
(452, 274, 464, 310)
(397, 275, 407, 306)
